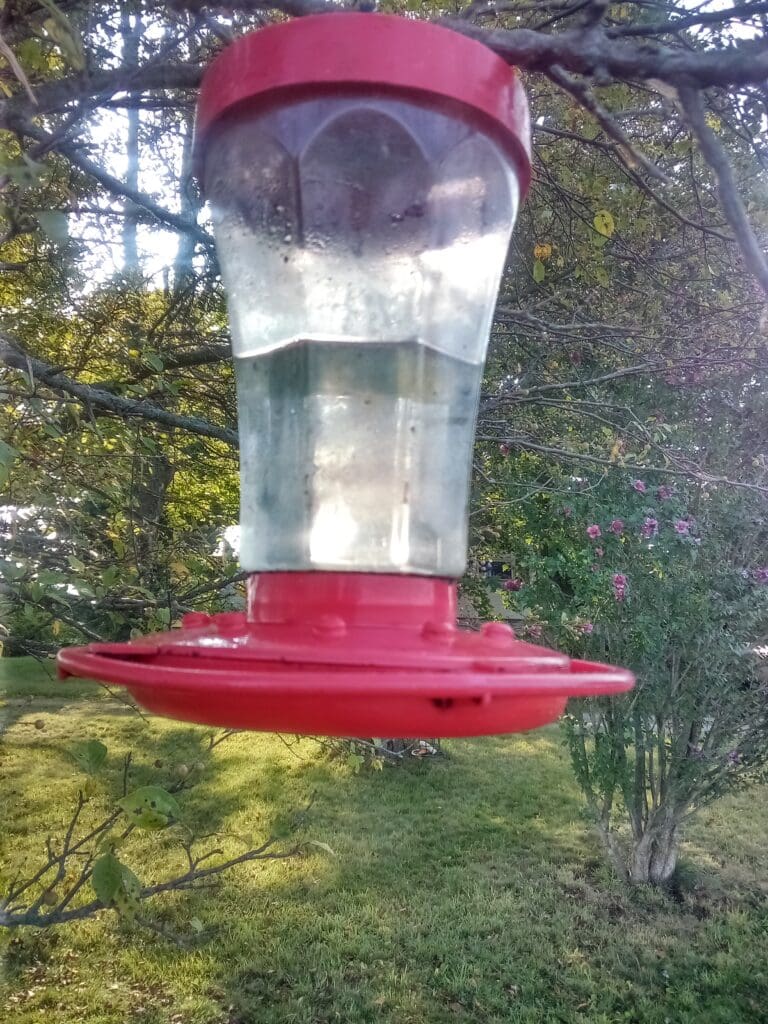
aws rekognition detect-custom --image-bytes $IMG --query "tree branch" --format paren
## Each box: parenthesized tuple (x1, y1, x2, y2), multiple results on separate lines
(546, 63, 670, 183)
(678, 85, 768, 295)
(479, 435, 768, 495)
(446, 20, 768, 90)
(0, 335, 238, 447)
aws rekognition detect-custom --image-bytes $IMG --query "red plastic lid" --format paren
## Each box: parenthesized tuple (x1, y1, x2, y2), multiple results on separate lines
(195, 13, 531, 197)
(58, 573, 632, 737)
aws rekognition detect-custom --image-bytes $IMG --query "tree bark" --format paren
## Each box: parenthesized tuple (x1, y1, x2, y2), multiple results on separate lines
(120, 7, 142, 272)
(629, 816, 679, 885)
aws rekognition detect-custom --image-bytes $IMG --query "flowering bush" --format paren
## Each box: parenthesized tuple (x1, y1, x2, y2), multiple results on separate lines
(477, 468, 768, 884)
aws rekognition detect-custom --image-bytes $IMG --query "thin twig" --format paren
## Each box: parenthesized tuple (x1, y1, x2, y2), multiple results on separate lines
(0, 30, 37, 106)
(547, 64, 671, 184)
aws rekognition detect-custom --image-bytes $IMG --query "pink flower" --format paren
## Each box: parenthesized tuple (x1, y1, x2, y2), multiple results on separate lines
(595, 547, 604, 557)
(674, 519, 690, 535)
(499, 443, 510, 456)
(612, 572, 628, 602)
(657, 485, 674, 500)
(580, 622, 594, 634)
(632, 479, 647, 494)
(641, 516, 659, 539)
(728, 749, 743, 767)
(586, 524, 602, 539)
(503, 578, 523, 592)
(526, 624, 543, 639)
(753, 567, 768, 585)
(609, 519, 624, 535)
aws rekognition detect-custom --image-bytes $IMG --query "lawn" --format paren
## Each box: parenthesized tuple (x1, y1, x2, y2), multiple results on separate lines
(1, 656, 767, 1024)
(0, 655, 101, 700)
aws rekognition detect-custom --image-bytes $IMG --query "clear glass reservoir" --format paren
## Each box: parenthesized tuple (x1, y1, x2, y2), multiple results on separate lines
(204, 97, 521, 575)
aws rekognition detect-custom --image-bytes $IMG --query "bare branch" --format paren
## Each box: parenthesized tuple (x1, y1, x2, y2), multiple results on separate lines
(607, 2, 768, 39)
(446, 20, 768, 90)
(679, 86, 768, 295)
(0, 29, 37, 105)
(481, 436, 768, 495)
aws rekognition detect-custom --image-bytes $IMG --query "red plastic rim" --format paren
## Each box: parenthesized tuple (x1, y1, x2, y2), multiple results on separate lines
(57, 573, 633, 737)
(195, 13, 531, 196)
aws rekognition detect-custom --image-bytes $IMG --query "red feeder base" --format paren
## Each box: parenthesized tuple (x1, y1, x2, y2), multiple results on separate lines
(57, 573, 633, 737)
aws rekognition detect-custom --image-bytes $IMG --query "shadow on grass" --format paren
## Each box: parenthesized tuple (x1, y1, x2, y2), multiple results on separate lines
(168, 732, 598, 1023)
(5, 711, 768, 1024)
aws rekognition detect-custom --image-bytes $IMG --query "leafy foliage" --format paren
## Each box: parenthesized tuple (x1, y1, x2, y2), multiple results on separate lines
(473, 463, 768, 881)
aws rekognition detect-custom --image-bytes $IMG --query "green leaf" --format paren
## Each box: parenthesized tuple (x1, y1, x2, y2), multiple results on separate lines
(67, 555, 86, 573)
(92, 854, 141, 918)
(144, 352, 163, 371)
(35, 210, 69, 243)
(0, 155, 44, 188)
(91, 853, 123, 906)
(118, 785, 181, 829)
(0, 559, 25, 582)
(594, 266, 610, 287)
(16, 38, 48, 73)
(36, 570, 64, 586)
(40, 2, 86, 71)
(190, 916, 204, 934)
(71, 579, 96, 598)
(533, 259, 546, 283)
(67, 739, 107, 775)
(593, 209, 615, 238)
(0, 439, 19, 470)
(113, 864, 141, 920)
(0, 439, 19, 486)
(101, 565, 119, 587)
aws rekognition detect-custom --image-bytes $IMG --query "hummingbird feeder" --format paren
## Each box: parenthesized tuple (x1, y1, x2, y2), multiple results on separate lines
(58, 14, 634, 735)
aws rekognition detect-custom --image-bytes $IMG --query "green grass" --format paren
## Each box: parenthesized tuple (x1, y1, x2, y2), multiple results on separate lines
(1, 665, 767, 1024)
(0, 655, 99, 700)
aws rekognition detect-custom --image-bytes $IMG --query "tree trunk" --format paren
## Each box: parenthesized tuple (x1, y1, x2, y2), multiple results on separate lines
(629, 819, 679, 885)
(132, 453, 175, 573)
(172, 115, 198, 289)
(121, 8, 142, 271)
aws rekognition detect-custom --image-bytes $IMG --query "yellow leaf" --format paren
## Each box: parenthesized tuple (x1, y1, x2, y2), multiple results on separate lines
(533, 243, 552, 261)
(593, 209, 615, 238)
(128, 349, 140, 358)
(52, 619, 62, 636)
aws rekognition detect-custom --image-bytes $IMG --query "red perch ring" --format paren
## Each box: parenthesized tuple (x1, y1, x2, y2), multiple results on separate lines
(57, 573, 633, 737)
